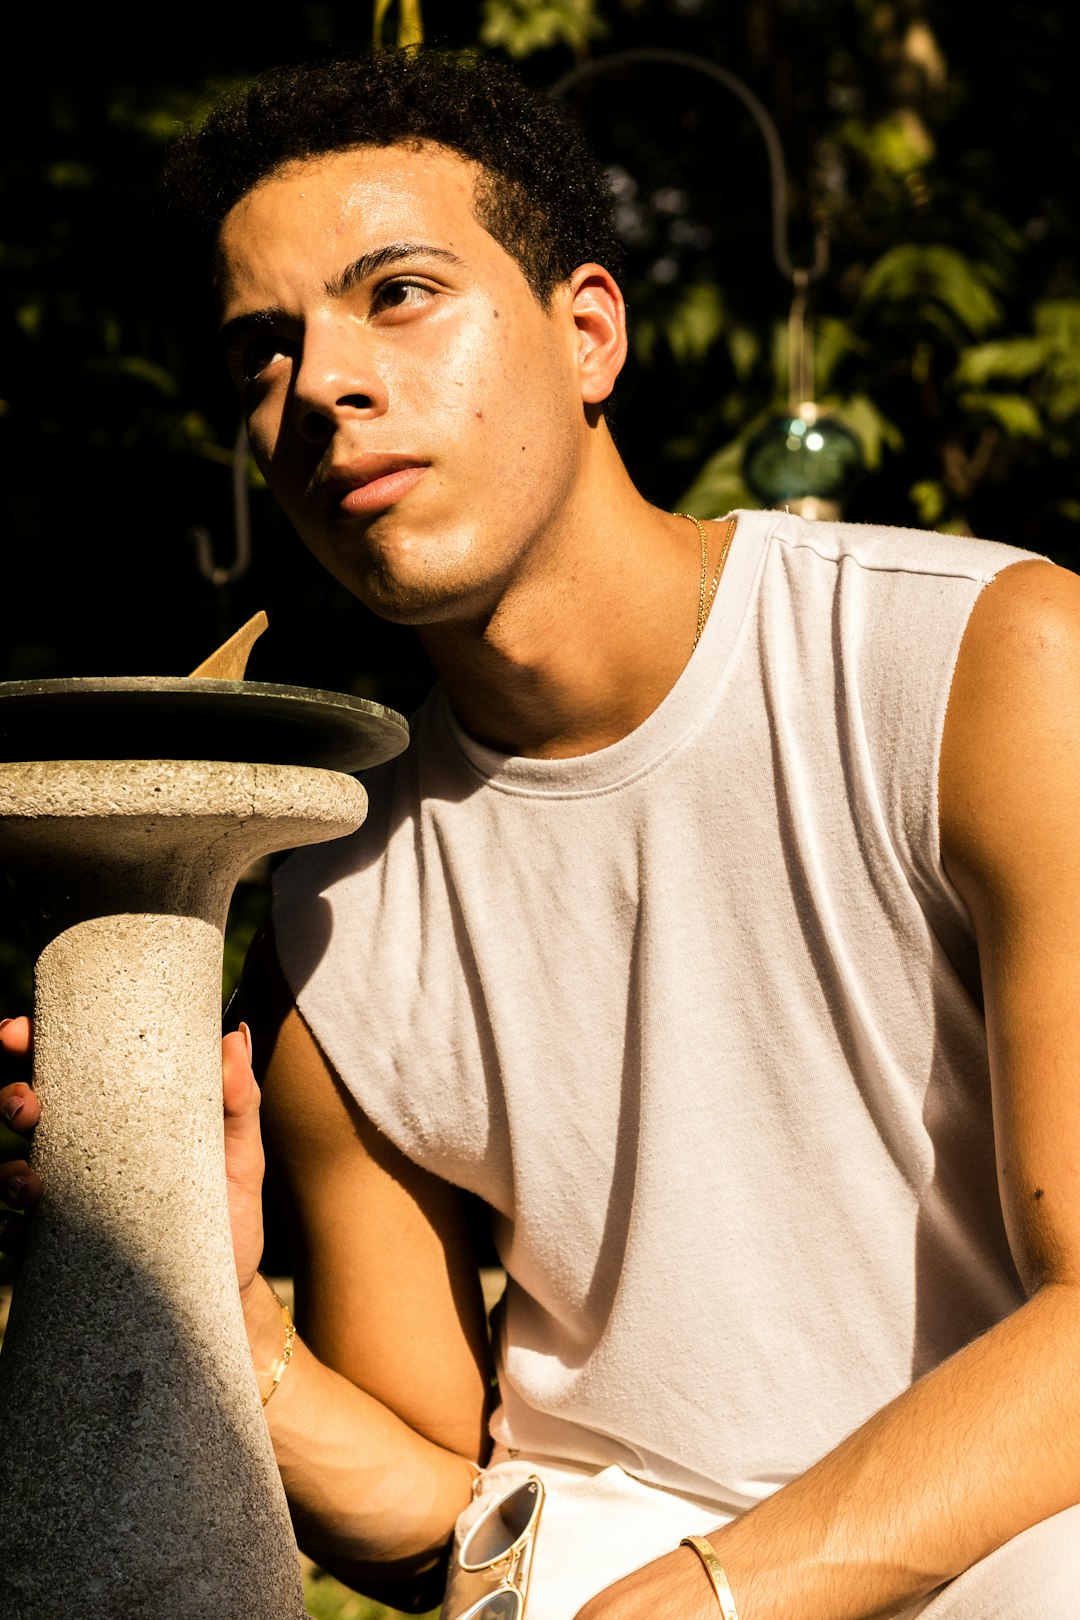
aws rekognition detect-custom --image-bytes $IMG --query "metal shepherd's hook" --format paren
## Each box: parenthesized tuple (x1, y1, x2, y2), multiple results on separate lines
(189, 419, 253, 588)
(550, 47, 828, 289)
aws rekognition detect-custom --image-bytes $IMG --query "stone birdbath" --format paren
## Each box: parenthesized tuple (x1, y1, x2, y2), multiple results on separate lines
(0, 615, 408, 1619)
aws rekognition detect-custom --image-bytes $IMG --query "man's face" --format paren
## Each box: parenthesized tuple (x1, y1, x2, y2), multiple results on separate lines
(217, 143, 593, 626)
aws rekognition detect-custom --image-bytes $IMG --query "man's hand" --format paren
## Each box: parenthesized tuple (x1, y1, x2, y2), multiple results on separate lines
(0, 1016, 40, 1253)
(575, 1543, 724, 1620)
(0, 1015, 266, 1292)
(221, 1021, 268, 1298)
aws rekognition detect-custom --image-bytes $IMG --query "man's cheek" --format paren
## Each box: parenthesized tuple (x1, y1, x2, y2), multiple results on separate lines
(240, 410, 270, 465)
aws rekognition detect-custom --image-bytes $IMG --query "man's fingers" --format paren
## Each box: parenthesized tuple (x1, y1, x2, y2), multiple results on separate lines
(222, 1023, 260, 1120)
(0, 1036, 40, 1259)
(0, 1016, 33, 1059)
(0, 1158, 42, 1211)
(0, 1082, 40, 1137)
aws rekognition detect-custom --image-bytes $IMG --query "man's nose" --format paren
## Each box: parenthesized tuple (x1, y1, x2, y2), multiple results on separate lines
(290, 318, 386, 445)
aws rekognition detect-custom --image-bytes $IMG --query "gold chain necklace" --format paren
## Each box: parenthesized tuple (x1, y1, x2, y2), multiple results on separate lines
(675, 512, 738, 648)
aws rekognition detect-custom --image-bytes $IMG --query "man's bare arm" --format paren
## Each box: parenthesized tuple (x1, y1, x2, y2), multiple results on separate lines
(577, 558, 1080, 1620)
(231, 929, 491, 1607)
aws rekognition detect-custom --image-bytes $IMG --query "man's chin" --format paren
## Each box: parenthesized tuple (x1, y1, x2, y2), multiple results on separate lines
(297, 525, 504, 628)
(338, 567, 494, 630)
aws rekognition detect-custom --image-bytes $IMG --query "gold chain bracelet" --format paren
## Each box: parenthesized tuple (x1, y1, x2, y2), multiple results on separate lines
(260, 1282, 296, 1406)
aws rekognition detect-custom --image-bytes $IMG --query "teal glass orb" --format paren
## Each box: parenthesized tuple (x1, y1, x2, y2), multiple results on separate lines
(743, 408, 864, 507)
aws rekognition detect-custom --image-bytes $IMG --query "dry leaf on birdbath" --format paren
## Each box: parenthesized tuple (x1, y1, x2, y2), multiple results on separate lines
(188, 611, 269, 680)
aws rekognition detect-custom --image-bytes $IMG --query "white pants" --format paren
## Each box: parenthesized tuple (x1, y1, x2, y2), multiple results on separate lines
(443, 1454, 1080, 1620)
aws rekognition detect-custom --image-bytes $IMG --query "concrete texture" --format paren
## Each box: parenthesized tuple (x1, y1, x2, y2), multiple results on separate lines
(0, 760, 369, 1619)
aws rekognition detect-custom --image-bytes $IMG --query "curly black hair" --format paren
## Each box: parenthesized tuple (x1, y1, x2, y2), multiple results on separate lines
(164, 49, 621, 304)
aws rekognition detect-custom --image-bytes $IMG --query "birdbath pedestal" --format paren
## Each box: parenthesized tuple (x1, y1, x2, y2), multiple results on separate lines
(0, 681, 408, 1619)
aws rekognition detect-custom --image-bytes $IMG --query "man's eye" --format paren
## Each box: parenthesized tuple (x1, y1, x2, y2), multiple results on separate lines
(373, 279, 432, 313)
(224, 332, 291, 389)
(241, 338, 287, 378)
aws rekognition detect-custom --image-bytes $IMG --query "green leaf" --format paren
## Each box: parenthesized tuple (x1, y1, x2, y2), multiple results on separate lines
(1030, 302, 1080, 423)
(632, 285, 725, 367)
(83, 355, 179, 398)
(727, 324, 760, 382)
(827, 393, 904, 470)
(676, 433, 758, 518)
(632, 316, 658, 367)
(835, 110, 936, 178)
(860, 245, 1003, 337)
(865, 112, 935, 177)
(663, 283, 725, 365)
(953, 338, 1047, 388)
(812, 317, 869, 395)
(909, 480, 947, 525)
(1034, 299, 1080, 348)
(479, 0, 605, 58)
(957, 391, 1043, 438)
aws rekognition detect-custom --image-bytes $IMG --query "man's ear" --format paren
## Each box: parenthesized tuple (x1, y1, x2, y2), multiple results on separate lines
(566, 263, 628, 405)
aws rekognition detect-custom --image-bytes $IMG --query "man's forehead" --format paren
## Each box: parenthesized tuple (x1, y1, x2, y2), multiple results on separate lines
(214, 143, 492, 300)
(213, 140, 521, 312)
(225, 140, 482, 234)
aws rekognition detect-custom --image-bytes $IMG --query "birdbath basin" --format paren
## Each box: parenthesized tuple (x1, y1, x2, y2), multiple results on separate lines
(0, 675, 408, 1619)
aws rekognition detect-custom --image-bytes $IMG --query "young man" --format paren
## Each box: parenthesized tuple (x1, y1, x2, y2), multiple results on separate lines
(4, 47, 1080, 1620)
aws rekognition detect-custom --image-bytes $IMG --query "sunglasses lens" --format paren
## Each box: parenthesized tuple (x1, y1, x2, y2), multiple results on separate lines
(458, 1590, 523, 1620)
(460, 1479, 541, 1570)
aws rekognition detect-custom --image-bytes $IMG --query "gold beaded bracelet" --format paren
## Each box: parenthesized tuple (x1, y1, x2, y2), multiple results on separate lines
(260, 1283, 296, 1407)
(680, 1536, 742, 1620)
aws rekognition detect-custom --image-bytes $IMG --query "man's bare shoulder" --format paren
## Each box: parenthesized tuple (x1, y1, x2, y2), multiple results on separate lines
(940, 555, 1080, 900)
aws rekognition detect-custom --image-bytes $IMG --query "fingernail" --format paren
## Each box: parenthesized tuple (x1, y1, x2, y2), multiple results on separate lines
(0, 1018, 13, 1034)
(1, 1096, 24, 1127)
(2, 1175, 27, 1207)
(239, 1022, 253, 1065)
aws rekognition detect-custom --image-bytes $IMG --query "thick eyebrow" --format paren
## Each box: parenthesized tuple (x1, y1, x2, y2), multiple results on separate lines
(219, 307, 286, 358)
(218, 242, 465, 353)
(325, 241, 465, 298)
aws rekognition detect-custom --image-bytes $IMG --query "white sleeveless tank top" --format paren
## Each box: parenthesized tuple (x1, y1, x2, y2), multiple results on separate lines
(273, 508, 1041, 1512)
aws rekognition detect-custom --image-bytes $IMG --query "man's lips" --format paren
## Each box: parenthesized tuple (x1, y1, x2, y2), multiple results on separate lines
(323, 456, 430, 516)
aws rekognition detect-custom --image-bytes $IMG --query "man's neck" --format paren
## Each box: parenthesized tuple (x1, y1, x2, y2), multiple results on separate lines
(418, 481, 714, 760)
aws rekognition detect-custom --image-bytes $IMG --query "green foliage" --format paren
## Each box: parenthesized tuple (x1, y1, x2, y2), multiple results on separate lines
(909, 479, 947, 526)
(480, 0, 605, 58)
(953, 337, 1047, 388)
(837, 111, 935, 179)
(828, 394, 903, 473)
(858, 244, 1003, 340)
(957, 391, 1042, 439)
(634, 281, 725, 365)
(676, 434, 756, 520)
(303, 1565, 427, 1620)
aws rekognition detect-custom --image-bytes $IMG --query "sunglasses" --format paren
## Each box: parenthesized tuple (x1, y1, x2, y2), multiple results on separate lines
(456, 1476, 546, 1620)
